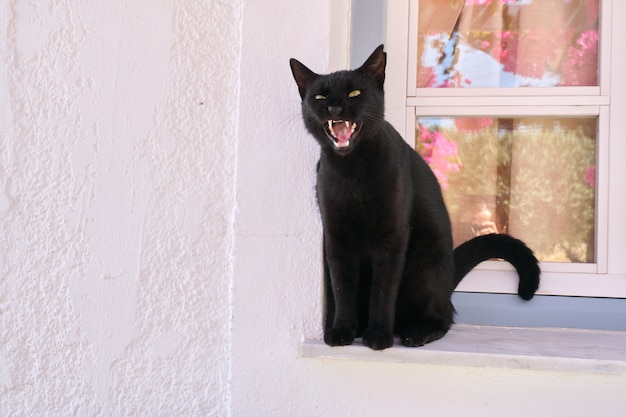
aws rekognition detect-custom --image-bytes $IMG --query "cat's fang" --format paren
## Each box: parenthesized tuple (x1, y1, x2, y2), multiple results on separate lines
(326, 120, 359, 149)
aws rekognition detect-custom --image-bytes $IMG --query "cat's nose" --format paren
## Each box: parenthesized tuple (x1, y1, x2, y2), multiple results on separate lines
(328, 106, 343, 118)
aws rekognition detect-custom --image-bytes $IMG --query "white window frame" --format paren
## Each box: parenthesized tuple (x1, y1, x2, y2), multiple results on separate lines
(385, 0, 626, 298)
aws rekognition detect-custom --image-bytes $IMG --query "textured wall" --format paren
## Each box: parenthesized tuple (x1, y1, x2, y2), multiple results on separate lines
(0, 1, 241, 415)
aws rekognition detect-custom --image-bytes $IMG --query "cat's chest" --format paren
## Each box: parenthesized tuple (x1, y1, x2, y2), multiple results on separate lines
(319, 176, 371, 208)
(316, 164, 396, 221)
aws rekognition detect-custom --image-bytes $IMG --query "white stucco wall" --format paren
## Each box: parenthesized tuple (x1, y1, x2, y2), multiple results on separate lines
(1, 1, 241, 415)
(2, 1, 626, 416)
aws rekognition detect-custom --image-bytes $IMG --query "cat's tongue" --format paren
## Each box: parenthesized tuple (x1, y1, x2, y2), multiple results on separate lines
(329, 120, 356, 145)
(333, 125, 352, 143)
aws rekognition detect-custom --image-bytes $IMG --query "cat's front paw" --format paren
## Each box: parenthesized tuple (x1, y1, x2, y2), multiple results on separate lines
(400, 325, 448, 347)
(324, 327, 355, 346)
(362, 327, 394, 350)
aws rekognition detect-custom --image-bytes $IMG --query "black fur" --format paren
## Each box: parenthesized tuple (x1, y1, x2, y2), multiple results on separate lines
(290, 45, 540, 350)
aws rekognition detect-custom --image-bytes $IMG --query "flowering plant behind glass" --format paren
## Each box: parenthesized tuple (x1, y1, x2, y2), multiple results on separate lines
(417, 0, 599, 88)
(416, 124, 462, 190)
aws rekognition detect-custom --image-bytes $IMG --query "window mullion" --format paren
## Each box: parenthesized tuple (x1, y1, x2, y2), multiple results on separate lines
(408, 96, 608, 107)
(413, 87, 602, 98)
(411, 105, 601, 117)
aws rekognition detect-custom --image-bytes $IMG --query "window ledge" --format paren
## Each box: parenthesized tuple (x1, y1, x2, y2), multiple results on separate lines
(301, 324, 626, 375)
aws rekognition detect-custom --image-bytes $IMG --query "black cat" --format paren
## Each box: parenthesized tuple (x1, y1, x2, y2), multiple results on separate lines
(289, 45, 540, 350)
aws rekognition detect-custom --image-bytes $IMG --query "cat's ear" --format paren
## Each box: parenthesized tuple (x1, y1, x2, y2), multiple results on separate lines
(358, 44, 386, 88)
(290, 58, 319, 99)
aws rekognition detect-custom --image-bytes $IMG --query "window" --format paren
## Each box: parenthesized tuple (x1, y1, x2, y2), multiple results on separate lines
(417, 116, 597, 265)
(383, 0, 626, 299)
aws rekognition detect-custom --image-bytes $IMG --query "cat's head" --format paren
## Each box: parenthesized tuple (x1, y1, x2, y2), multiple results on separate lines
(289, 45, 386, 155)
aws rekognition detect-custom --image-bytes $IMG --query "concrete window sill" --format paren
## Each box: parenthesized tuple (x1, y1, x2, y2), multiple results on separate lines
(301, 324, 626, 375)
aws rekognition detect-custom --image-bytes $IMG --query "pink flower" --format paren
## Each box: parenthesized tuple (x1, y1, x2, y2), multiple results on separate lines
(584, 166, 596, 188)
(560, 30, 599, 86)
(416, 125, 462, 189)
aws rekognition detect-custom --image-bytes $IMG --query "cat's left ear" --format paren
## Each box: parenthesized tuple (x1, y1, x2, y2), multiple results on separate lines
(290, 58, 319, 100)
(358, 44, 386, 88)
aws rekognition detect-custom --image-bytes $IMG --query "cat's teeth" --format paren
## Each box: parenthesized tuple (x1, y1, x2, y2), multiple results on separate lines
(326, 120, 357, 143)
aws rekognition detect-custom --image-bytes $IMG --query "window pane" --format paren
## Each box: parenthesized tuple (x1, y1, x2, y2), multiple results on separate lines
(417, 0, 599, 88)
(416, 117, 597, 263)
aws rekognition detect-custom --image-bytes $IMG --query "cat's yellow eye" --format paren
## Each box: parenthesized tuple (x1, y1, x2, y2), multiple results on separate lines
(348, 90, 361, 98)
(315, 94, 326, 100)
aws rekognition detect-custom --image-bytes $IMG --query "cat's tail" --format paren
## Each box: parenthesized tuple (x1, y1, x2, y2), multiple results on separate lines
(453, 234, 540, 300)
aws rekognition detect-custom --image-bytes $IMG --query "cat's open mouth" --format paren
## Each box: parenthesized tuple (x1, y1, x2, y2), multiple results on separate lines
(324, 120, 360, 151)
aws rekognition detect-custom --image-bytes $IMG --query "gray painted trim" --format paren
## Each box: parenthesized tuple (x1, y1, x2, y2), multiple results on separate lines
(350, 0, 387, 67)
(453, 292, 626, 331)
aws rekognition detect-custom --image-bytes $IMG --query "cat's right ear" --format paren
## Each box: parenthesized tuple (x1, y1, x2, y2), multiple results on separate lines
(358, 44, 386, 88)
(290, 58, 319, 100)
